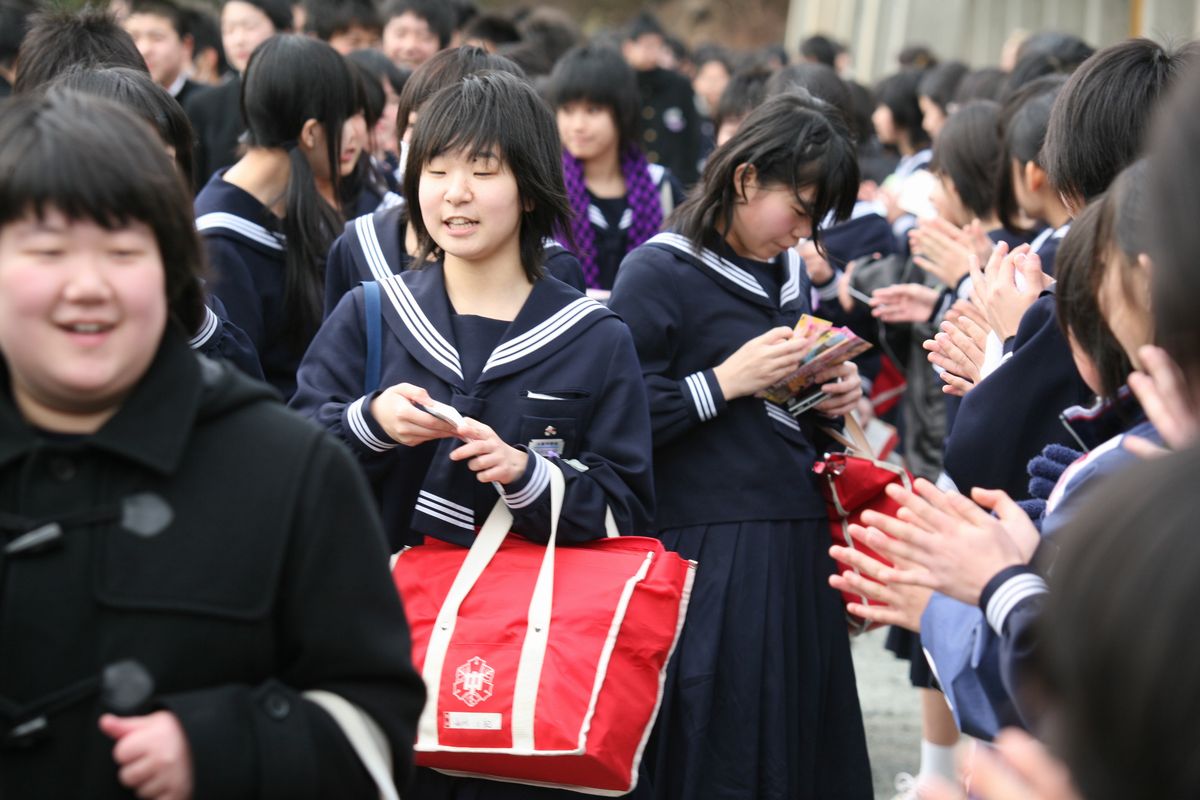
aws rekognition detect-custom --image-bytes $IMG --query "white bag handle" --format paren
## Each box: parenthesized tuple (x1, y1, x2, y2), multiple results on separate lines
(304, 690, 400, 800)
(416, 463, 618, 751)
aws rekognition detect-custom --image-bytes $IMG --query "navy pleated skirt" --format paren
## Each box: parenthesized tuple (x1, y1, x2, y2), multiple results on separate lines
(648, 518, 873, 800)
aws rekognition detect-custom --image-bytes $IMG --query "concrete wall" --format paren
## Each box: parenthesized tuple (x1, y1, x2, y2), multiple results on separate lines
(785, 0, 1199, 82)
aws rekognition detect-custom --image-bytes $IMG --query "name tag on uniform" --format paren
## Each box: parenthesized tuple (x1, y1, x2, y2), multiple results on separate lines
(528, 438, 565, 457)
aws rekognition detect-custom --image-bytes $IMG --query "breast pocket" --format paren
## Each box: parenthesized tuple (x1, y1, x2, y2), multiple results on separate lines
(516, 391, 593, 459)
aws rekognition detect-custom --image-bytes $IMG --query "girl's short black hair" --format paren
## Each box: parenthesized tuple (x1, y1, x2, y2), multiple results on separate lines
(1033, 445, 1200, 800)
(242, 34, 357, 348)
(347, 47, 410, 97)
(381, 0, 454, 48)
(1044, 37, 1200, 204)
(51, 65, 197, 192)
(996, 74, 1066, 232)
(874, 68, 930, 149)
(0, 90, 204, 337)
(14, 7, 146, 94)
(766, 62, 855, 140)
(403, 70, 572, 283)
(544, 44, 640, 149)
(917, 60, 968, 113)
(395, 45, 525, 146)
(671, 90, 859, 255)
(929, 100, 1002, 220)
(1149, 62, 1200, 396)
(304, 0, 381, 41)
(952, 67, 1007, 104)
(1054, 197, 1131, 401)
(714, 64, 773, 134)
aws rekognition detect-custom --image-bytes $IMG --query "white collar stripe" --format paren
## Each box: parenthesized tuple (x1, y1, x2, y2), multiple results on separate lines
(619, 208, 633, 230)
(588, 205, 608, 230)
(196, 212, 285, 250)
(780, 249, 801, 305)
(188, 305, 220, 348)
(415, 503, 476, 530)
(483, 298, 605, 371)
(765, 401, 800, 430)
(355, 214, 396, 283)
(377, 275, 463, 379)
(417, 489, 472, 525)
(650, 233, 769, 298)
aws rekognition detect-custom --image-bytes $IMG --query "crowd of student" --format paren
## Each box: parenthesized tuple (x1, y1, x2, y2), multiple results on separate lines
(1, 1, 1200, 799)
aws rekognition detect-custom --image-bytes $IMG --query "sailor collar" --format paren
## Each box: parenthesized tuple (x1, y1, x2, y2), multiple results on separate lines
(645, 232, 806, 311)
(374, 263, 612, 390)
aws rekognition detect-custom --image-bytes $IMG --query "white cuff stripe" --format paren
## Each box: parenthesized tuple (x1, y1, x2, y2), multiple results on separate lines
(685, 372, 716, 421)
(499, 451, 550, 509)
(188, 305, 220, 348)
(986, 573, 1048, 635)
(347, 397, 397, 452)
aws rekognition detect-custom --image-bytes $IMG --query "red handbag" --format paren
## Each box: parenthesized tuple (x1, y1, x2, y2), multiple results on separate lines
(813, 414, 913, 634)
(393, 463, 695, 795)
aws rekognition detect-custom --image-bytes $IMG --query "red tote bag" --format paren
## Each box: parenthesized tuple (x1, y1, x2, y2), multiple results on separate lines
(813, 415, 914, 634)
(393, 463, 695, 795)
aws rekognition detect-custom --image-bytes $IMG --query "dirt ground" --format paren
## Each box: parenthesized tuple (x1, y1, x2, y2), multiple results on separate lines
(851, 627, 924, 799)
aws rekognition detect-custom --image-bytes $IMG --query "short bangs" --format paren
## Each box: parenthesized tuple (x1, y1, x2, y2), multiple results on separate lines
(403, 70, 572, 281)
(0, 91, 205, 335)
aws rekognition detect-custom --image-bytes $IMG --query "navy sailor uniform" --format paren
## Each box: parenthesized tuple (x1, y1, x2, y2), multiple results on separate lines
(323, 205, 587, 317)
(290, 262, 654, 555)
(195, 170, 316, 401)
(609, 234, 872, 800)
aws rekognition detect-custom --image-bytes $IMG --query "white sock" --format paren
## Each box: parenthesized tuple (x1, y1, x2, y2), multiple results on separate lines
(918, 739, 957, 782)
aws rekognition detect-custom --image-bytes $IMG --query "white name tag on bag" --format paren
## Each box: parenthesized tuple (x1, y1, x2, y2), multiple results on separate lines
(443, 712, 503, 730)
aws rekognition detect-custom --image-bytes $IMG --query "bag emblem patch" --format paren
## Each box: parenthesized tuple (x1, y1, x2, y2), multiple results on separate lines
(453, 657, 495, 707)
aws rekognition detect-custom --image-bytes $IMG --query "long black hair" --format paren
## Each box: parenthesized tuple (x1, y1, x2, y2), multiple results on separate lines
(670, 91, 859, 255)
(0, 90, 205, 336)
(241, 34, 356, 348)
(403, 70, 572, 282)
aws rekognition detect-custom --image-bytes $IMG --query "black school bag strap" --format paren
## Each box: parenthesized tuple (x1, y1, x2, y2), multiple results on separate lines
(363, 280, 382, 396)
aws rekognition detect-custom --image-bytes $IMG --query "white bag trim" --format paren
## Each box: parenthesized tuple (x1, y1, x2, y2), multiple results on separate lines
(413, 461, 660, 772)
(304, 690, 400, 800)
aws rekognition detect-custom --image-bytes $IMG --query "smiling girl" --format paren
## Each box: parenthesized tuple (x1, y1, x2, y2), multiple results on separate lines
(0, 89, 423, 800)
(291, 70, 655, 798)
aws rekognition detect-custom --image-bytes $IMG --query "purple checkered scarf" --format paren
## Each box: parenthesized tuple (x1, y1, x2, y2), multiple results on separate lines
(559, 145, 664, 288)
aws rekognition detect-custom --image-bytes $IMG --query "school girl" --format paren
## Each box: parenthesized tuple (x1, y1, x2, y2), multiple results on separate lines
(607, 91, 872, 800)
(291, 70, 654, 798)
(0, 88, 424, 800)
(996, 76, 1071, 276)
(871, 68, 933, 246)
(941, 37, 1197, 501)
(322, 46, 585, 316)
(341, 58, 405, 218)
(195, 34, 355, 400)
(546, 44, 684, 295)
